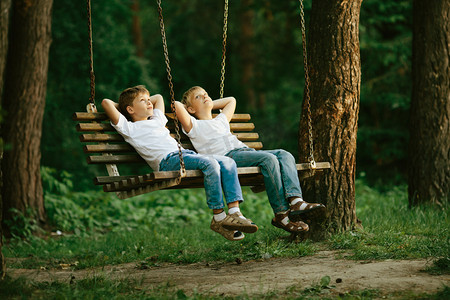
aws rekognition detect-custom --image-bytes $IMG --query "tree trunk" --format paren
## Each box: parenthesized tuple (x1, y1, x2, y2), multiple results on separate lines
(0, 0, 12, 280)
(298, 0, 362, 233)
(1, 0, 53, 231)
(409, 1, 450, 206)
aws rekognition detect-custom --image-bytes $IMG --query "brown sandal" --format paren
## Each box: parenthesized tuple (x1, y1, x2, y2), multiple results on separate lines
(271, 211, 309, 233)
(289, 200, 327, 223)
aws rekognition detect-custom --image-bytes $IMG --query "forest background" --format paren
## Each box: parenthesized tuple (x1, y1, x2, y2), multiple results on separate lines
(42, 0, 411, 191)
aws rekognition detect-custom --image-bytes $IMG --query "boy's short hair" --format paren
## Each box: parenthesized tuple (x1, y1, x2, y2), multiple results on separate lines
(118, 85, 149, 120)
(181, 86, 201, 108)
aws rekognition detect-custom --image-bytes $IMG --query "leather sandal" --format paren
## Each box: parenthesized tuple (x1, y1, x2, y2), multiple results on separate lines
(271, 210, 309, 233)
(289, 200, 327, 223)
(221, 212, 259, 233)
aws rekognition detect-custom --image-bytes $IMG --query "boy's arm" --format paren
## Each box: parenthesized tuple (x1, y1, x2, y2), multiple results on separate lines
(174, 101, 193, 133)
(212, 97, 236, 122)
(150, 94, 165, 113)
(101, 99, 120, 125)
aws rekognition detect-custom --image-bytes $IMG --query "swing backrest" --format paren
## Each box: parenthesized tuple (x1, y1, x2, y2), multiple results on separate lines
(73, 111, 263, 174)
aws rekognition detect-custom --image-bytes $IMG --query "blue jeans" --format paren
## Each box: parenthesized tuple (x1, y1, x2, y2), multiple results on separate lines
(159, 150, 243, 210)
(226, 148, 302, 213)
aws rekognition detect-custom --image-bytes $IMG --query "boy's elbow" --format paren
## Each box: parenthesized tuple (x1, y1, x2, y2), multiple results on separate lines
(153, 94, 163, 101)
(101, 98, 111, 109)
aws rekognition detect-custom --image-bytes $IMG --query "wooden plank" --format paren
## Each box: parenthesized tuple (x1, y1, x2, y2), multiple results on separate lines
(167, 122, 255, 132)
(84, 144, 134, 153)
(82, 133, 258, 143)
(166, 113, 251, 122)
(95, 162, 330, 184)
(87, 154, 144, 164)
(234, 132, 259, 141)
(73, 112, 108, 121)
(77, 123, 114, 132)
(79, 121, 256, 133)
(74, 112, 251, 122)
(83, 141, 261, 154)
(99, 162, 331, 194)
(80, 134, 124, 142)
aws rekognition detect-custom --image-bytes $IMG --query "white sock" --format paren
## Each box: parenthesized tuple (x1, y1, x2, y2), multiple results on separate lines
(290, 197, 304, 206)
(228, 207, 246, 220)
(213, 211, 226, 222)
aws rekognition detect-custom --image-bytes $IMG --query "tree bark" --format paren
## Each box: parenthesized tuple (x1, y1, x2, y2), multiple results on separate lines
(0, 0, 12, 281)
(409, 1, 450, 206)
(298, 0, 362, 233)
(1, 0, 53, 230)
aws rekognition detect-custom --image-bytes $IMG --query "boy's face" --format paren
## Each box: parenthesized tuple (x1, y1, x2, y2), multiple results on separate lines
(127, 92, 153, 121)
(187, 88, 213, 116)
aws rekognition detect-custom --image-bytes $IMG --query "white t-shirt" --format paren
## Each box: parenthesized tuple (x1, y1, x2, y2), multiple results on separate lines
(184, 113, 247, 156)
(112, 109, 181, 171)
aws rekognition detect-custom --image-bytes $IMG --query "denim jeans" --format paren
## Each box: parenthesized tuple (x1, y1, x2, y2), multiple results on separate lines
(159, 150, 243, 210)
(226, 148, 302, 213)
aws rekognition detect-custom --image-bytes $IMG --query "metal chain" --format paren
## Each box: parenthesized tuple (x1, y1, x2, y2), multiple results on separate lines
(157, 0, 186, 178)
(219, 0, 229, 99)
(86, 0, 96, 106)
(298, 0, 316, 169)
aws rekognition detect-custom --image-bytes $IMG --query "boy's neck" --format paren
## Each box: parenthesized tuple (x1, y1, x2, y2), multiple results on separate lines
(195, 110, 213, 120)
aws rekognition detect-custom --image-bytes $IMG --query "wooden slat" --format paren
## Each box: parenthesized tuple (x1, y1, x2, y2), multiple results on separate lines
(85, 144, 134, 153)
(80, 134, 124, 142)
(84, 142, 261, 154)
(169, 132, 259, 141)
(73, 112, 108, 121)
(87, 154, 144, 164)
(77, 123, 114, 132)
(167, 122, 255, 132)
(79, 122, 256, 133)
(234, 132, 259, 141)
(245, 142, 263, 150)
(74, 112, 251, 122)
(166, 113, 251, 122)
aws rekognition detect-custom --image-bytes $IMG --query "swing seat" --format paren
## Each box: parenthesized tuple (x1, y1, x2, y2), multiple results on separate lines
(73, 111, 331, 199)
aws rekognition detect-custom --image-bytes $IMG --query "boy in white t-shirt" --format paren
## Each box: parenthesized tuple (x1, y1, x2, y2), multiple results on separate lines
(175, 86, 327, 234)
(101, 85, 258, 241)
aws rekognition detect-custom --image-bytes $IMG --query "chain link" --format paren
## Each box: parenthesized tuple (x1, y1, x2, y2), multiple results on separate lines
(219, 0, 229, 99)
(157, 0, 186, 179)
(298, 0, 315, 169)
(86, 0, 96, 105)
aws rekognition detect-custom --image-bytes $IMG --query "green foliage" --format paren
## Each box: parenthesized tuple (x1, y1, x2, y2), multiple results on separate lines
(3, 208, 43, 240)
(358, 0, 412, 184)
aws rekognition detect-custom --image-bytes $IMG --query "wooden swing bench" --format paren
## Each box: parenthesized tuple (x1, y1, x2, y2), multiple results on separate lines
(73, 111, 331, 199)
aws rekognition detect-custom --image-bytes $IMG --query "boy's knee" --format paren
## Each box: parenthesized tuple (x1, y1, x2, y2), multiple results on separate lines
(218, 156, 237, 171)
(278, 149, 295, 162)
(203, 157, 221, 174)
(262, 153, 279, 169)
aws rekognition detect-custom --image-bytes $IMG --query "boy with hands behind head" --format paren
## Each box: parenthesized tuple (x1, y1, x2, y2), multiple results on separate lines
(101, 85, 258, 241)
(175, 86, 327, 234)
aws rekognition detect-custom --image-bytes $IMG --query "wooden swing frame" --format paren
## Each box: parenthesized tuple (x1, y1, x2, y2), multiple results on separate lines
(73, 0, 330, 199)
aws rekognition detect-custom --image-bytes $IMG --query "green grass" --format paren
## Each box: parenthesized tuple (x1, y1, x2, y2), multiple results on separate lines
(328, 182, 449, 260)
(2, 170, 449, 298)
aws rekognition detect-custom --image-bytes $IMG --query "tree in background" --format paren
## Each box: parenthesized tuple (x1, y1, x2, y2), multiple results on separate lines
(0, 0, 11, 281)
(298, 0, 362, 232)
(409, 1, 449, 206)
(1, 0, 53, 231)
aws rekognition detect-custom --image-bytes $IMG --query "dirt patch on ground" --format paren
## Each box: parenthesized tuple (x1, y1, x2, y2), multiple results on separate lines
(8, 251, 449, 297)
